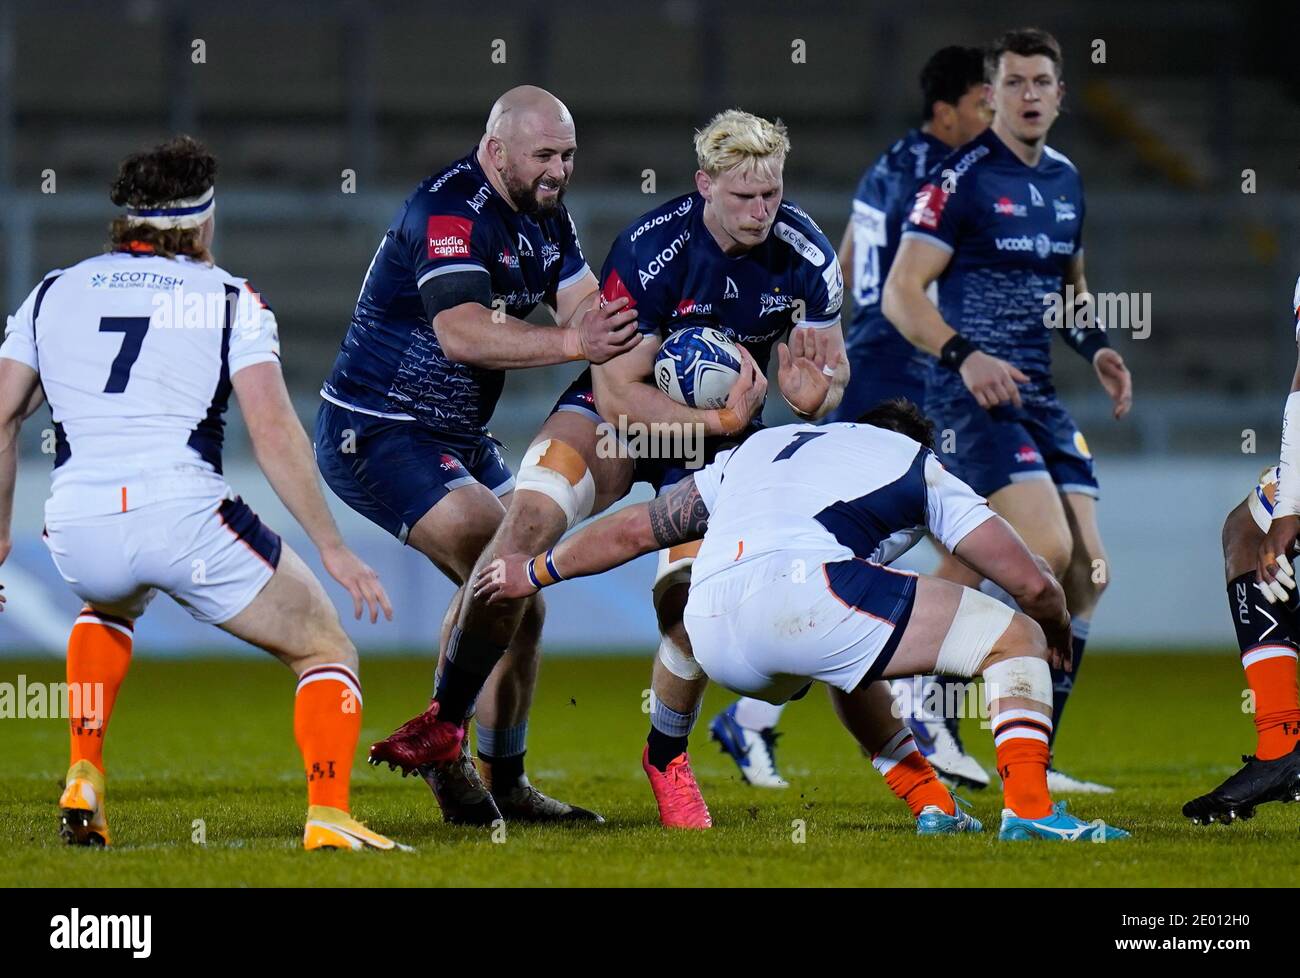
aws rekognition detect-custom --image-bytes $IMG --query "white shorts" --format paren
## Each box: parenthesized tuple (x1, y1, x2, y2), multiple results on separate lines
(43, 491, 281, 624)
(683, 551, 917, 704)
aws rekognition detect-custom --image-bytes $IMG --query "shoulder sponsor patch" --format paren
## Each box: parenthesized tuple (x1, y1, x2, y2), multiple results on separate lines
(773, 222, 826, 266)
(427, 160, 472, 194)
(427, 215, 473, 260)
(629, 197, 693, 244)
(908, 183, 949, 230)
(780, 201, 824, 234)
(600, 268, 636, 308)
(822, 260, 844, 315)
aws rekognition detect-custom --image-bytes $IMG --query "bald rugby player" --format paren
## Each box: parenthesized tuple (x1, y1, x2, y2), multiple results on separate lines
(316, 86, 638, 824)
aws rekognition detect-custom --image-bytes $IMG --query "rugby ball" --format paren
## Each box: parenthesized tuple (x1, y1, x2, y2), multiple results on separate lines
(654, 326, 743, 409)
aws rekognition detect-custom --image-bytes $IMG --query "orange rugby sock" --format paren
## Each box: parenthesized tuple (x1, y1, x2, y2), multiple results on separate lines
(992, 706, 1054, 819)
(294, 664, 362, 812)
(871, 729, 955, 817)
(1241, 645, 1300, 760)
(66, 609, 134, 775)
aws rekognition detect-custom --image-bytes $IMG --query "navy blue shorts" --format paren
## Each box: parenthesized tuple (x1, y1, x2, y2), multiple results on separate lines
(315, 399, 514, 543)
(929, 394, 1099, 500)
(550, 368, 604, 425)
(824, 558, 917, 688)
(549, 369, 758, 495)
(827, 346, 929, 424)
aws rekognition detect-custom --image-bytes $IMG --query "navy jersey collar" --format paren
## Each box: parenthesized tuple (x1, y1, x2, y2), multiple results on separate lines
(913, 128, 950, 156)
(983, 128, 1058, 174)
(462, 146, 511, 212)
(463, 146, 563, 231)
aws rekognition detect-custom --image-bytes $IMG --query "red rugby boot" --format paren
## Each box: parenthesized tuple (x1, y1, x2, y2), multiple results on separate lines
(642, 746, 712, 829)
(368, 700, 465, 775)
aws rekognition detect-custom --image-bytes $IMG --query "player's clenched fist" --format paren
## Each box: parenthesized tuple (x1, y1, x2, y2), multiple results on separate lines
(565, 295, 639, 364)
(959, 349, 1028, 410)
(474, 554, 537, 604)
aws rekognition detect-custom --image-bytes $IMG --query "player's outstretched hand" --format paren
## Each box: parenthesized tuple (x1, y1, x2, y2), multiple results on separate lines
(473, 555, 538, 604)
(722, 344, 769, 430)
(1094, 348, 1132, 420)
(778, 326, 842, 417)
(570, 295, 639, 364)
(321, 543, 393, 623)
(958, 350, 1028, 410)
(1257, 514, 1300, 604)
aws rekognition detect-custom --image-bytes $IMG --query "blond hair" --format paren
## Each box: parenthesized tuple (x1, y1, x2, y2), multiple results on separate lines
(694, 109, 790, 179)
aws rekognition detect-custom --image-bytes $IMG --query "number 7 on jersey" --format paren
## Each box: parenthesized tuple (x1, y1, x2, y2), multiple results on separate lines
(98, 316, 150, 393)
(773, 430, 826, 462)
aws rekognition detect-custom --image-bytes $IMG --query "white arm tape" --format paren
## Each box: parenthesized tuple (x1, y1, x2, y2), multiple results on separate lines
(1274, 391, 1300, 518)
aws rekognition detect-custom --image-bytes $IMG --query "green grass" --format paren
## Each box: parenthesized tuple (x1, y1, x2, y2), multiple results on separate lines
(2, 652, 1299, 887)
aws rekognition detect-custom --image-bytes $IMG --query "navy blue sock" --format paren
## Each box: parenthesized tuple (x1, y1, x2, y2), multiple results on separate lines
(1049, 618, 1089, 751)
(483, 751, 526, 788)
(941, 677, 964, 750)
(478, 722, 528, 788)
(434, 626, 504, 725)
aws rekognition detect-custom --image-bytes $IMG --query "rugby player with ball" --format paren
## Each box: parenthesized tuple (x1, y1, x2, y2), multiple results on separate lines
(373, 111, 918, 831)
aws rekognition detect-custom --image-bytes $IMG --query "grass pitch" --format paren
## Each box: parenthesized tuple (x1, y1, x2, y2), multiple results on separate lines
(2, 652, 1299, 887)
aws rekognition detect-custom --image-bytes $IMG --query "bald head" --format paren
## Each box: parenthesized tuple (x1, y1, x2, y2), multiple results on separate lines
(478, 86, 576, 216)
(484, 85, 573, 142)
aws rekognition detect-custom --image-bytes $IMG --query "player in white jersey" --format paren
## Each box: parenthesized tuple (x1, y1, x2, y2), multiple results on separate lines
(0, 136, 402, 851)
(1184, 275, 1300, 823)
(475, 401, 1128, 840)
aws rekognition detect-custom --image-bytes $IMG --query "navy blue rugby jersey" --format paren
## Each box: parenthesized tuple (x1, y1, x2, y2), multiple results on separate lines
(598, 192, 843, 375)
(322, 149, 589, 434)
(901, 128, 1085, 407)
(846, 127, 949, 357)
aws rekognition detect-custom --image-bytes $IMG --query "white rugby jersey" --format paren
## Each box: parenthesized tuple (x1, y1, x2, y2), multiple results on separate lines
(690, 422, 995, 584)
(0, 252, 280, 518)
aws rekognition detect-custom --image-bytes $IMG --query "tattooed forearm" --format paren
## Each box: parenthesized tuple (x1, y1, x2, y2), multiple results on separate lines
(647, 476, 710, 548)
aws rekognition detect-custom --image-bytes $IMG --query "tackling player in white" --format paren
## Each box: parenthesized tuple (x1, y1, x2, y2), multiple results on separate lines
(476, 403, 1128, 840)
